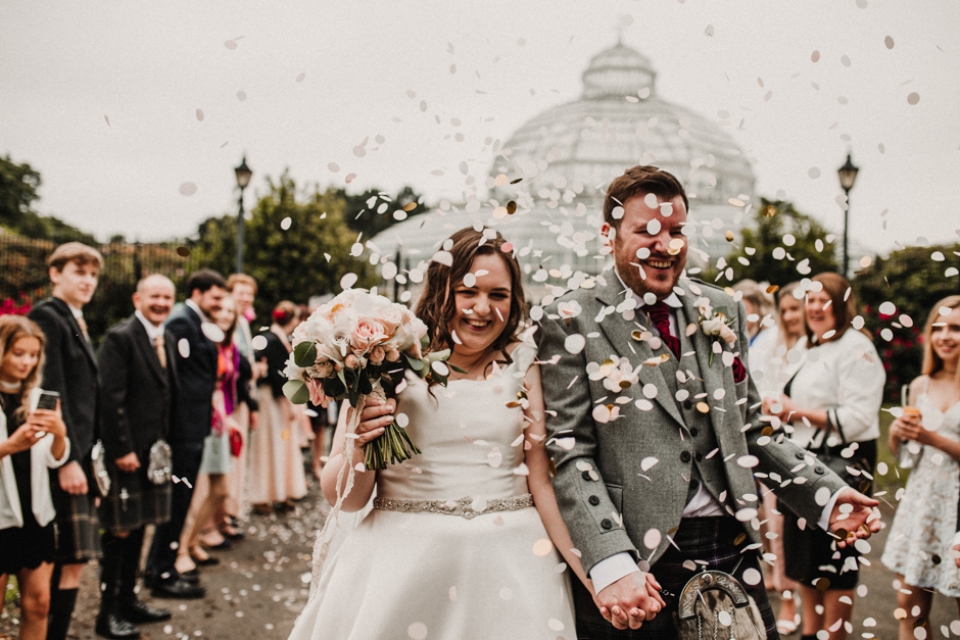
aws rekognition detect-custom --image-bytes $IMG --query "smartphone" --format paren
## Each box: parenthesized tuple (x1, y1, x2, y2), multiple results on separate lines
(36, 390, 60, 411)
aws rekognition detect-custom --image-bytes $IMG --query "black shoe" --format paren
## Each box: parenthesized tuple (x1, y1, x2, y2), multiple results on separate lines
(180, 569, 201, 583)
(119, 599, 172, 623)
(208, 539, 232, 551)
(151, 578, 206, 600)
(192, 554, 220, 566)
(95, 612, 141, 639)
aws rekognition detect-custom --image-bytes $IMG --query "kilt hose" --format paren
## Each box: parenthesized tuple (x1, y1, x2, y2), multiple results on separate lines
(98, 461, 172, 534)
(572, 517, 778, 640)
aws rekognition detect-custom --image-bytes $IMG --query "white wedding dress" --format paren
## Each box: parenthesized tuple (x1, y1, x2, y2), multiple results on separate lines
(881, 380, 960, 596)
(288, 343, 576, 639)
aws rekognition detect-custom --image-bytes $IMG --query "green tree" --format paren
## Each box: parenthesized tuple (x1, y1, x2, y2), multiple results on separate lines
(722, 198, 840, 286)
(854, 242, 960, 402)
(191, 172, 377, 321)
(0, 154, 96, 243)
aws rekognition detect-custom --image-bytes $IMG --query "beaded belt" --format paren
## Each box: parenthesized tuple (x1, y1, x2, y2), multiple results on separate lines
(372, 494, 534, 520)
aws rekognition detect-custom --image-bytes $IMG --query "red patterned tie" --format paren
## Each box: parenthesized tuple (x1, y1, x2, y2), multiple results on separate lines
(647, 301, 680, 357)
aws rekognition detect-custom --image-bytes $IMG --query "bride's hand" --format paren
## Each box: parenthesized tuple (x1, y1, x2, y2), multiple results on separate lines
(354, 398, 396, 445)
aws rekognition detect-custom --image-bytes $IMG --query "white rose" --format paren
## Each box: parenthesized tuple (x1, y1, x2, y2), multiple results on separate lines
(701, 317, 724, 336)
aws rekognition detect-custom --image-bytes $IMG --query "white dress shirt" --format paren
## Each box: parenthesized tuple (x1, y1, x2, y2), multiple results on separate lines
(135, 310, 164, 342)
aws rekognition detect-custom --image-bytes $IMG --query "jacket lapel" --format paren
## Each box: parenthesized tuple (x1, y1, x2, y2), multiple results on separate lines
(51, 298, 97, 369)
(132, 316, 167, 386)
(678, 294, 727, 440)
(594, 279, 685, 429)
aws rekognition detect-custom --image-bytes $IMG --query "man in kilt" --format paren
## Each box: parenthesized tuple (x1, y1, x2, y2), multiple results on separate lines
(28, 242, 104, 640)
(95, 275, 180, 638)
(538, 165, 883, 639)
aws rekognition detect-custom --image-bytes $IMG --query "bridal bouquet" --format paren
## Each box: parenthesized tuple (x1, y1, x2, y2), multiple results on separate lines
(282, 288, 451, 470)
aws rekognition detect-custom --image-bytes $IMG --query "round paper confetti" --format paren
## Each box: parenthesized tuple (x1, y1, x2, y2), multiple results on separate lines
(643, 528, 661, 549)
(201, 322, 225, 343)
(907, 92, 920, 105)
(340, 272, 359, 290)
(742, 568, 762, 586)
(885, 35, 895, 49)
(251, 335, 268, 351)
(179, 182, 198, 196)
(533, 538, 554, 557)
(564, 334, 586, 354)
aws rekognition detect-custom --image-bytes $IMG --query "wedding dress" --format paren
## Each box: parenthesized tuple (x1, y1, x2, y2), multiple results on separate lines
(288, 342, 576, 639)
(881, 379, 960, 596)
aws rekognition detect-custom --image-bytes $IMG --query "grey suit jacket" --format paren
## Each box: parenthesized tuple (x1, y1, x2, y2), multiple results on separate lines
(538, 273, 847, 574)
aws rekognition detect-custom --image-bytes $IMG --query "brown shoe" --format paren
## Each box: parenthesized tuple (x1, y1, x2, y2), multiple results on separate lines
(252, 503, 273, 516)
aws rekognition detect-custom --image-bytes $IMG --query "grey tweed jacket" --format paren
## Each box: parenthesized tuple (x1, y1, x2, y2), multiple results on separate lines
(538, 273, 847, 575)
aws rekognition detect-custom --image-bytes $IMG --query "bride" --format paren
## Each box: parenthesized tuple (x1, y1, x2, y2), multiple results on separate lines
(288, 226, 586, 639)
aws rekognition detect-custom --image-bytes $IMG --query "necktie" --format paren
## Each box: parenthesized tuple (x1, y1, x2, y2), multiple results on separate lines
(76, 315, 91, 344)
(647, 301, 680, 357)
(155, 335, 167, 369)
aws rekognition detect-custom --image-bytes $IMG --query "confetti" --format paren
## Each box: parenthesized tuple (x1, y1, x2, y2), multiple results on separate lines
(179, 182, 198, 196)
(907, 92, 920, 105)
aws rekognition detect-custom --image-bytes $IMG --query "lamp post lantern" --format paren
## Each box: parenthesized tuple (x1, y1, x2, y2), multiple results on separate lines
(837, 152, 859, 278)
(234, 156, 253, 274)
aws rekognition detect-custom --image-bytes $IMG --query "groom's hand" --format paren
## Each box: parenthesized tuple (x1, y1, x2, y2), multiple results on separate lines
(597, 571, 664, 631)
(828, 487, 881, 548)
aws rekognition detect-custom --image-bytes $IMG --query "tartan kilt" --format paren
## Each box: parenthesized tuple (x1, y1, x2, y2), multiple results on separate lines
(572, 517, 778, 640)
(49, 473, 102, 563)
(98, 461, 172, 534)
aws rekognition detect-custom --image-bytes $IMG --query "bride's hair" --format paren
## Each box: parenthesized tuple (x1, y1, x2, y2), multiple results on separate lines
(415, 226, 527, 362)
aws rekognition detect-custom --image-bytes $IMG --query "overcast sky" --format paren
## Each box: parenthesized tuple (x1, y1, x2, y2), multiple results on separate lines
(1, 0, 958, 257)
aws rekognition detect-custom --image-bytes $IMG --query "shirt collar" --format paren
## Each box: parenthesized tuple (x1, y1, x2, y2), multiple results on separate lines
(185, 298, 211, 323)
(135, 310, 164, 341)
(613, 268, 682, 310)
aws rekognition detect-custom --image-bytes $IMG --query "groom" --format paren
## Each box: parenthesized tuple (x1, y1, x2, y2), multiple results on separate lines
(538, 165, 880, 638)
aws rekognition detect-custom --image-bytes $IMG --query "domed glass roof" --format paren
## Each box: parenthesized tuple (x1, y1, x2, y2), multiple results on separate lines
(370, 41, 757, 299)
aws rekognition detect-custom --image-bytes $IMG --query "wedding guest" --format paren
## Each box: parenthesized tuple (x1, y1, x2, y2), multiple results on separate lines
(27, 242, 103, 640)
(0, 316, 69, 640)
(881, 295, 960, 640)
(287, 227, 583, 638)
(176, 296, 250, 573)
(760, 281, 807, 634)
(222, 274, 260, 536)
(145, 269, 226, 599)
(765, 272, 885, 640)
(249, 301, 306, 514)
(96, 275, 178, 638)
(538, 166, 879, 639)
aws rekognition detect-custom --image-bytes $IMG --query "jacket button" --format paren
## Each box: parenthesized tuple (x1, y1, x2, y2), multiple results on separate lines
(680, 451, 692, 463)
(690, 427, 699, 437)
(684, 400, 693, 410)
(695, 452, 703, 462)
(588, 495, 600, 506)
(582, 471, 593, 481)
(814, 466, 825, 475)
(795, 452, 806, 460)
(601, 519, 613, 530)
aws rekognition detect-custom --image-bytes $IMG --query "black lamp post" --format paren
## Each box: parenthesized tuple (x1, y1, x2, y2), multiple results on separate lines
(234, 156, 253, 274)
(837, 152, 859, 278)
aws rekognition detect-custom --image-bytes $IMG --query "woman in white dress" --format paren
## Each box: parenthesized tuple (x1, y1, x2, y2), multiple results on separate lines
(881, 295, 960, 640)
(288, 227, 586, 640)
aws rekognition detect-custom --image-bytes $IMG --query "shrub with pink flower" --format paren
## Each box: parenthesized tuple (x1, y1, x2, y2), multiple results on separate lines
(282, 288, 447, 470)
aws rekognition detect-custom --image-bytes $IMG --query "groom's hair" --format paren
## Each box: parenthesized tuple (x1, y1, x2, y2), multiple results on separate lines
(603, 165, 688, 229)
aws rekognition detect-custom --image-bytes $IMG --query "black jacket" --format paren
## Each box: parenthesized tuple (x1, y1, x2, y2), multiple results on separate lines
(165, 304, 218, 443)
(255, 331, 288, 399)
(98, 315, 178, 461)
(28, 297, 99, 465)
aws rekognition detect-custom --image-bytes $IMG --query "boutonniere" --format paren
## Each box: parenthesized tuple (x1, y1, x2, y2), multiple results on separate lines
(698, 301, 736, 365)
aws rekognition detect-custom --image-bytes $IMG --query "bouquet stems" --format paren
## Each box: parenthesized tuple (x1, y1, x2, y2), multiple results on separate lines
(364, 421, 421, 470)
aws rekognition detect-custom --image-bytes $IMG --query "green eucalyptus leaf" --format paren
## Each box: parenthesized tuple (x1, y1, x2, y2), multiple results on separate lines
(293, 341, 317, 367)
(282, 380, 310, 405)
(449, 364, 468, 374)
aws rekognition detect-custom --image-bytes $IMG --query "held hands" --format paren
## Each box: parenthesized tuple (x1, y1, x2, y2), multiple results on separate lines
(596, 571, 665, 631)
(828, 487, 881, 548)
(59, 460, 88, 495)
(115, 452, 140, 473)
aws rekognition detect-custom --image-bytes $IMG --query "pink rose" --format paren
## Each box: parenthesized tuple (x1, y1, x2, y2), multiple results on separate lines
(344, 354, 359, 369)
(369, 345, 386, 365)
(385, 347, 401, 362)
(306, 379, 330, 408)
(350, 319, 387, 351)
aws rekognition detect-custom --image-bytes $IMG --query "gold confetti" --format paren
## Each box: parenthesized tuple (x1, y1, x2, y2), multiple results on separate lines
(766, 285, 779, 295)
(506, 201, 517, 214)
(696, 402, 710, 414)
(724, 230, 735, 242)
(403, 201, 417, 212)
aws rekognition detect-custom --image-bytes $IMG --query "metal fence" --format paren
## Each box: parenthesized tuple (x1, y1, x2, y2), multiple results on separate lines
(0, 235, 199, 344)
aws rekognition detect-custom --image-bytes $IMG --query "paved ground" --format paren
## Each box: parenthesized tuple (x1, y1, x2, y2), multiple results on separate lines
(4, 480, 960, 639)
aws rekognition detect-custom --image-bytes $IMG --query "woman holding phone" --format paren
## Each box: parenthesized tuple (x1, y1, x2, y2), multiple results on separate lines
(881, 295, 960, 639)
(0, 315, 70, 640)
